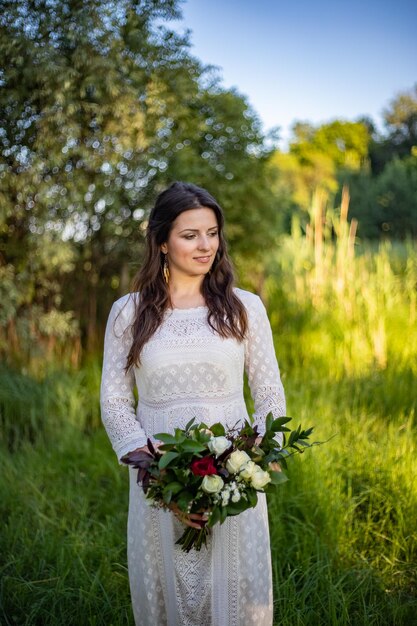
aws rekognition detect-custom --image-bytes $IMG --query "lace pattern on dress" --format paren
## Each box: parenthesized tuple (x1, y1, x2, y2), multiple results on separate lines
(100, 290, 285, 625)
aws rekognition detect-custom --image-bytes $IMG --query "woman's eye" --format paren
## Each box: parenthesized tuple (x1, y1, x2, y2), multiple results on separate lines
(183, 231, 217, 240)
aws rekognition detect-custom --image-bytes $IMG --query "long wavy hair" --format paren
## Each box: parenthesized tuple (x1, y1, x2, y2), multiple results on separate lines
(124, 181, 248, 371)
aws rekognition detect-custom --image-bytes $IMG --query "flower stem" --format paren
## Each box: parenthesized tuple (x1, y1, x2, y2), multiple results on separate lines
(175, 525, 211, 552)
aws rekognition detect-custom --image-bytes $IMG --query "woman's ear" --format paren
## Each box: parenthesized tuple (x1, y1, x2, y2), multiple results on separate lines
(161, 243, 168, 254)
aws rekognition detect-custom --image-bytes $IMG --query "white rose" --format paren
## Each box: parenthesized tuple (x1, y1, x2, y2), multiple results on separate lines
(226, 450, 251, 474)
(208, 436, 231, 457)
(201, 474, 224, 494)
(239, 460, 257, 481)
(251, 468, 272, 490)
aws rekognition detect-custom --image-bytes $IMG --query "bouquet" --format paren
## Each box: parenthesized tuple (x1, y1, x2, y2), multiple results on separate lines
(122, 413, 317, 552)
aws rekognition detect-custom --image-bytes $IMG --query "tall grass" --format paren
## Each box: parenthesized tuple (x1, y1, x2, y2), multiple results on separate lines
(264, 188, 417, 381)
(0, 360, 102, 451)
(1, 194, 416, 624)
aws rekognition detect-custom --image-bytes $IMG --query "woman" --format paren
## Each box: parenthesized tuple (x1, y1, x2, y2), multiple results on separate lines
(100, 181, 286, 626)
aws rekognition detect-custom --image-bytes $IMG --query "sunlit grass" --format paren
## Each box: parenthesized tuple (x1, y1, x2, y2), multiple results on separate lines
(1, 361, 416, 625)
(268, 375, 417, 625)
(1, 225, 417, 623)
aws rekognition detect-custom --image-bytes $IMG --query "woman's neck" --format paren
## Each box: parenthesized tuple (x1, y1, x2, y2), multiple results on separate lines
(168, 277, 206, 309)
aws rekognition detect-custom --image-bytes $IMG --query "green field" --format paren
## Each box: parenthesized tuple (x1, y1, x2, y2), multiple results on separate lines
(1, 236, 416, 625)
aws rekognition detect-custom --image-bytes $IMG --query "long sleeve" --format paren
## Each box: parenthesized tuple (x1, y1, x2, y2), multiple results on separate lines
(243, 293, 286, 440)
(100, 297, 148, 462)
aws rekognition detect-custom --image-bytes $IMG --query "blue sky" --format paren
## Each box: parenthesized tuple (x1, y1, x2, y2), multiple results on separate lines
(170, 0, 417, 149)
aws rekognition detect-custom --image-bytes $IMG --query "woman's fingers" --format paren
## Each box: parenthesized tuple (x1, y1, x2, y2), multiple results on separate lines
(187, 513, 206, 521)
(182, 518, 205, 529)
(269, 462, 281, 472)
(168, 502, 208, 528)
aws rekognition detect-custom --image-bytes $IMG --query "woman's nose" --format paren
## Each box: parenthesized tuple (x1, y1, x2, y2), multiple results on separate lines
(198, 235, 210, 250)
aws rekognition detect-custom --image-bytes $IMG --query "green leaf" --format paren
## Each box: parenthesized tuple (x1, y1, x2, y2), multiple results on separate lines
(184, 417, 196, 431)
(172, 468, 190, 483)
(165, 481, 184, 495)
(177, 491, 194, 511)
(225, 499, 248, 515)
(272, 416, 292, 430)
(158, 451, 179, 469)
(180, 440, 207, 453)
(265, 412, 273, 432)
(154, 433, 178, 445)
(210, 423, 225, 436)
(219, 506, 228, 524)
(174, 428, 186, 443)
(208, 506, 221, 527)
(269, 471, 289, 485)
(162, 489, 172, 504)
(247, 488, 258, 508)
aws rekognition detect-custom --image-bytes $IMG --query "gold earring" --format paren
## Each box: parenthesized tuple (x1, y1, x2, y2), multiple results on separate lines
(163, 255, 170, 283)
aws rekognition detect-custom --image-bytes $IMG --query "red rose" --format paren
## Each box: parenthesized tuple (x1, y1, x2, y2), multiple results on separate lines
(190, 456, 218, 476)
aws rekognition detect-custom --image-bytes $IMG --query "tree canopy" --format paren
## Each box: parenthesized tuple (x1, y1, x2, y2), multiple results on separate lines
(0, 0, 281, 362)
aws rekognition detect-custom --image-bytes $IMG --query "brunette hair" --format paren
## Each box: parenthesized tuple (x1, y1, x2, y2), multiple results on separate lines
(124, 181, 248, 371)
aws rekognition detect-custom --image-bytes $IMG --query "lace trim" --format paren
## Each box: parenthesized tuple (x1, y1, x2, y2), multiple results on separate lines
(174, 530, 212, 625)
(101, 397, 147, 460)
(139, 390, 242, 409)
(227, 518, 239, 626)
(252, 384, 286, 435)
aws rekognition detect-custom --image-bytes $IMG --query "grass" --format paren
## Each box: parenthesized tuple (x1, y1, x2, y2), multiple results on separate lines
(1, 362, 416, 625)
(0, 429, 131, 626)
(1, 225, 416, 624)
(268, 373, 417, 625)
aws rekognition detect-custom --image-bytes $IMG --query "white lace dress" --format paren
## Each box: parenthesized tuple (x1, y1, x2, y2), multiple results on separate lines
(100, 288, 286, 626)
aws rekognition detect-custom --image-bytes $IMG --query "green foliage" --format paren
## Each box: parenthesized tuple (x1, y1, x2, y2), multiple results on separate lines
(271, 119, 370, 213)
(1, 234, 416, 622)
(264, 196, 417, 380)
(373, 154, 417, 237)
(291, 119, 369, 171)
(269, 86, 417, 240)
(338, 153, 417, 238)
(0, 0, 281, 365)
(370, 83, 417, 173)
(1, 357, 416, 623)
(0, 362, 101, 451)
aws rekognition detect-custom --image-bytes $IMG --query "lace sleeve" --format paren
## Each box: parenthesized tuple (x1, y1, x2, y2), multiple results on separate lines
(100, 298, 148, 463)
(244, 294, 286, 441)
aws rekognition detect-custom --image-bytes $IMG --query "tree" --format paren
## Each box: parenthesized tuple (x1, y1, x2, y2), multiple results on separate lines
(268, 119, 370, 232)
(369, 84, 417, 174)
(0, 0, 280, 362)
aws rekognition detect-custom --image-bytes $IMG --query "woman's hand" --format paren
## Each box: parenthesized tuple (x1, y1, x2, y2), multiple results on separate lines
(168, 502, 209, 530)
(254, 436, 281, 473)
(269, 461, 282, 472)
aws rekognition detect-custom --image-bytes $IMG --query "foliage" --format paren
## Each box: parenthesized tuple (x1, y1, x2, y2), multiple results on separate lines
(269, 86, 417, 240)
(0, 0, 280, 363)
(290, 119, 369, 171)
(1, 229, 416, 623)
(263, 192, 417, 380)
(274, 119, 369, 204)
(0, 360, 101, 451)
(370, 83, 417, 173)
(1, 357, 416, 623)
(122, 415, 315, 550)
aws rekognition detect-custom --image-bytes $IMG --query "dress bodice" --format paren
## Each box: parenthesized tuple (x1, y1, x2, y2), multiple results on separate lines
(100, 288, 286, 462)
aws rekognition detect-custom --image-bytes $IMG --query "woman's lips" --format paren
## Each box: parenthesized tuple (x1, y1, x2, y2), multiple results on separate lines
(194, 255, 212, 263)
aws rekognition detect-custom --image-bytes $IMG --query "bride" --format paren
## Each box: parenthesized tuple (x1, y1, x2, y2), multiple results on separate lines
(100, 181, 286, 625)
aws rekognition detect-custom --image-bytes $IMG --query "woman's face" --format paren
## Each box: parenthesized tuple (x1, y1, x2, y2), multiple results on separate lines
(161, 207, 219, 279)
